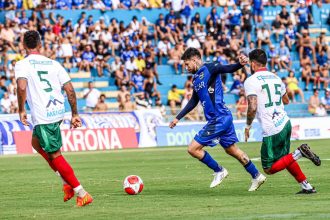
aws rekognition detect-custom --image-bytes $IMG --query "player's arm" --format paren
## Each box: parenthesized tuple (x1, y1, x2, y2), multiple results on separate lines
(243, 78, 258, 142)
(17, 78, 29, 126)
(15, 62, 29, 126)
(169, 90, 199, 128)
(246, 95, 257, 126)
(58, 63, 82, 128)
(63, 82, 82, 128)
(245, 95, 258, 142)
(211, 54, 248, 74)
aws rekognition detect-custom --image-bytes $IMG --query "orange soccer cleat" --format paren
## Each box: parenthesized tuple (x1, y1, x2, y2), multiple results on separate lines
(76, 193, 93, 207)
(63, 184, 75, 202)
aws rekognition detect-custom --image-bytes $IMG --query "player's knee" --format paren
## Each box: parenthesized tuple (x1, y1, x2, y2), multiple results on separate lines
(187, 146, 200, 158)
(187, 147, 197, 157)
(263, 168, 272, 175)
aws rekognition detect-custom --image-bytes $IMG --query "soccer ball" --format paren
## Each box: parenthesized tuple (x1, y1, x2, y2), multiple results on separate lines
(123, 175, 144, 195)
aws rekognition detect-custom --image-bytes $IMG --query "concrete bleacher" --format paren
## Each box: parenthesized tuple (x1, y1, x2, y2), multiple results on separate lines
(1, 5, 330, 117)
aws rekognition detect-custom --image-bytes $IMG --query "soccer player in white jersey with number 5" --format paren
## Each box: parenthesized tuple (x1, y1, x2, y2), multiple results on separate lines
(15, 30, 93, 206)
(244, 49, 321, 194)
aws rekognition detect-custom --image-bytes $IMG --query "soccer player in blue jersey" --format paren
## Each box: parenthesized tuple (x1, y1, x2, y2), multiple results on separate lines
(169, 48, 266, 191)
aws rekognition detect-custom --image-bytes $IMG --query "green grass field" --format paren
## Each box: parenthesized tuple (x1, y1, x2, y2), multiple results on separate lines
(0, 139, 329, 220)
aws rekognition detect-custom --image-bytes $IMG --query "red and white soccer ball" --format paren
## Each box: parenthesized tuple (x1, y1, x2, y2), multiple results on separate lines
(123, 175, 144, 195)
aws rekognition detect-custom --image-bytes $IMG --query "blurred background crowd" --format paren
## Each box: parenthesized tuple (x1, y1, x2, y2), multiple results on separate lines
(0, 0, 329, 120)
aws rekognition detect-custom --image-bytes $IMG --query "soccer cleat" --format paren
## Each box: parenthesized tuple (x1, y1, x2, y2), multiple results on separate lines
(210, 168, 228, 188)
(63, 184, 74, 202)
(298, 144, 321, 166)
(248, 173, 267, 192)
(76, 193, 93, 207)
(296, 187, 317, 194)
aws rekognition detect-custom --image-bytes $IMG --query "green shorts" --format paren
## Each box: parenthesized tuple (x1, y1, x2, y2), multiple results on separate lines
(261, 121, 292, 168)
(32, 121, 62, 153)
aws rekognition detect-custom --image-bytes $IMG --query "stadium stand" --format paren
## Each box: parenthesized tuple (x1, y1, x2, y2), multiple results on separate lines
(0, 1, 329, 120)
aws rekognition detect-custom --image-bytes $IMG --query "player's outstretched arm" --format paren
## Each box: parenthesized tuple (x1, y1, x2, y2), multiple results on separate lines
(212, 55, 248, 74)
(169, 91, 199, 129)
(245, 95, 258, 142)
(63, 82, 82, 128)
(17, 78, 28, 126)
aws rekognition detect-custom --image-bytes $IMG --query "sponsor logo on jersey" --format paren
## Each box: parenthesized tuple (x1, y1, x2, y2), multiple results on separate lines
(29, 60, 53, 68)
(194, 81, 205, 92)
(46, 96, 63, 108)
(208, 86, 214, 94)
(199, 72, 204, 80)
(46, 96, 65, 118)
(256, 75, 277, 82)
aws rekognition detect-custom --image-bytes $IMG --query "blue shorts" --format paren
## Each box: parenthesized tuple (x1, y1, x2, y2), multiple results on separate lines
(194, 115, 238, 148)
(253, 8, 263, 16)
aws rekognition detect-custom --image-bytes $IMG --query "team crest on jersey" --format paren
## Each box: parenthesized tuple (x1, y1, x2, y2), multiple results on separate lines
(208, 86, 214, 94)
(199, 72, 204, 80)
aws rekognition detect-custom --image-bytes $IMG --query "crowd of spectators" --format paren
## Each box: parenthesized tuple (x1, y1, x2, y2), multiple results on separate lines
(0, 0, 329, 118)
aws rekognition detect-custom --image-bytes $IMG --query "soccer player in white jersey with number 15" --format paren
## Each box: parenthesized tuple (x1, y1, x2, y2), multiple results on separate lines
(15, 30, 93, 206)
(244, 49, 321, 194)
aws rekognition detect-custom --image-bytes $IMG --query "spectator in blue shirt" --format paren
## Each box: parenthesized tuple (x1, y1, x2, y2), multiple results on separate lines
(295, 0, 312, 33)
(230, 74, 244, 95)
(316, 50, 328, 67)
(20, 10, 29, 26)
(86, 15, 94, 30)
(277, 41, 291, 71)
(121, 45, 135, 62)
(80, 45, 95, 72)
(165, 9, 177, 25)
(252, 0, 263, 23)
(206, 7, 219, 25)
(56, 0, 72, 9)
(131, 71, 145, 93)
(267, 44, 279, 72)
(284, 24, 299, 51)
(228, 4, 242, 30)
(72, 0, 85, 9)
(120, 0, 132, 9)
(156, 13, 165, 26)
(13, 0, 22, 9)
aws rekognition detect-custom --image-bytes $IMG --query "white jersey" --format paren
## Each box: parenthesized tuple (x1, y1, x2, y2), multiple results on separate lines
(15, 54, 71, 126)
(244, 70, 289, 137)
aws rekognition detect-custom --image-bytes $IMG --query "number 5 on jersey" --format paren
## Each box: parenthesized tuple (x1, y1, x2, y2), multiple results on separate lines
(37, 71, 53, 92)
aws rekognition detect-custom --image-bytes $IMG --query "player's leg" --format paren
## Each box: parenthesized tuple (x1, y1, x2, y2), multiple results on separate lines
(224, 144, 266, 191)
(48, 150, 93, 205)
(32, 127, 74, 202)
(262, 122, 320, 193)
(190, 134, 228, 188)
(220, 121, 266, 191)
(38, 121, 93, 206)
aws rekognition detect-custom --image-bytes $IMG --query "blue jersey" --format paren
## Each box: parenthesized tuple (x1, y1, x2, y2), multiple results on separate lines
(192, 63, 232, 121)
(176, 62, 242, 147)
(295, 7, 309, 23)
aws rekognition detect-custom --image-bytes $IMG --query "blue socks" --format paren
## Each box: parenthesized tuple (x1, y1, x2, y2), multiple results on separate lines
(200, 151, 223, 172)
(244, 160, 259, 179)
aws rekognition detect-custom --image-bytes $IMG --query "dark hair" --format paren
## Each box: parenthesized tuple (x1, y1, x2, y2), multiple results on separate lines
(23, 30, 41, 49)
(172, 85, 177, 89)
(249, 49, 267, 65)
(100, 94, 106, 98)
(181, 47, 201, 61)
(313, 89, 319, 94)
